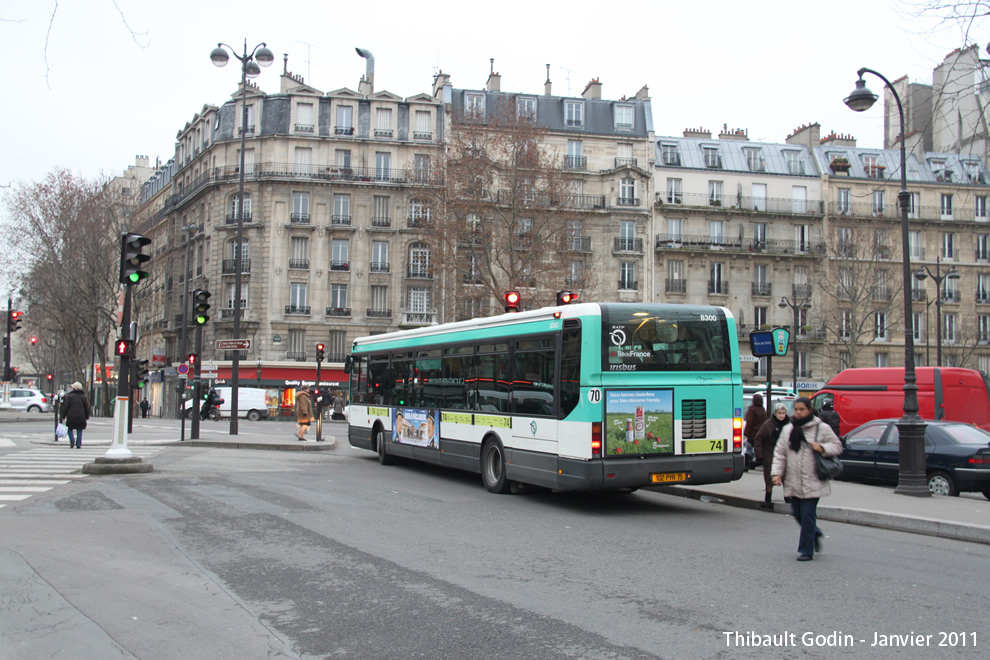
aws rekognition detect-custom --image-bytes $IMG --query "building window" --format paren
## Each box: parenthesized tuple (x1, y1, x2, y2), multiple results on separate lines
(875, 352, 889, 368)
(797, 351, 809, 378)
(335, 105, 353, 135)
(872, 190, 885, 216)
(913, 312, 924, 342)
(289, 283, 308, 309)
(333, 194, 350, 224)
(618, 220, 636, 251)
(875, 312, 888, 341)
(979, 315, 990, 344)
(907, 192, 919, 218)
(290, 236, 309, 267)
(873, 229, 890, 259)
(329, 284, 348, 310)
(941, 193, 954, 219)
(414, 110, 432, 139)
(614, 104, 633, 130)
(785, 150, 805, 175)
(944, 232, 956, 260)
(375, 107, 393, 137)
(414, 154, 431, 182)
(567, 260, 583, 286)
(517, 96, 536, 119)
(371, 285, 389, 313)
(841, 310, 852, 340)
(978, 274, 990, 303)
(407, 287, 432, 320)
(979, 235, 990, 262)
(619, 262, 636, 290)
(335, 149, 351, 170)
(287, 329, 306, 357)
(838, 227, 853, 257)
(565, 101, 583, 127)
(292, 192, 309, 222)
(661, 144, 680, 166)
(908, 230, 922, 259)
(375, 152, 391, 181)
(294, 147, 312, 166)
(703, 147, 721, 169)
(978, 196, 988, 220)
(566, 140, 584, 169)
(410, 199, 432, 225)
(754, 306, 767, 328)
(840, 351, 851, 370)
(668, 218, 682, 241)
(945, 313, 957, 343)
(666, 260, 684, 293)
(465, 93, 484, 119)
(666, 178, 682, 204)
(373, 195, 390, 226)
(710, 220, 724, 245)
(754, 222, 767, 248)
(331, 239, 349, 270)
(795, 224, 811, 253)
(295, 102, 314, 132)
(371, 241, 389, 272)
(792, 186, 807, 214)
(744, 148, 764, 172)
(709, 180, 723, 205)
(230, 194, 251, 219)
(709, 262, 726, 294)
(619, 178, 636, 205)
(409, 243, 431, 278)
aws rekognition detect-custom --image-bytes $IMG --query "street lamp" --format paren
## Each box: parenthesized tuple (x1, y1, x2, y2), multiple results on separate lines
(256, 357, 262, 387)
(210, 39, 274, 435)
(845, 67, 929, 496)
(778, 296, 812, 394)
(915, 257, 960, 367)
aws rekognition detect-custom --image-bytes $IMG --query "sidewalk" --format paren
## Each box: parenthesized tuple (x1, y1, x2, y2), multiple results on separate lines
(654, 469, 990, 545)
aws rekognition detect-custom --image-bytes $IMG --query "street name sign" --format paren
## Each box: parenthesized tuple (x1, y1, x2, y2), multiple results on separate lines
(215, 339, 251, 351)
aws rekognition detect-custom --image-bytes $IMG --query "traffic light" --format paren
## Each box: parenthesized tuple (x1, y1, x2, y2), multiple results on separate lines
(556, 291, 578, 305)
(131, 359, 150, 390)
(115, 338, 135, 358)
(316, 343, 325, 363)
(29, 335, 38, 346)
(119, 232, 152, 284)
(504, 291, 521, 313)
(9, 311, 23, 332)
(192, 289, 211, 326)
(46, 374, 52, 383)
(188, 353, 199, 366)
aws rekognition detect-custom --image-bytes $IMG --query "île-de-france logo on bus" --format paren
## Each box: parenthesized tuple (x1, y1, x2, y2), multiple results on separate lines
(530, 421, 538, 435)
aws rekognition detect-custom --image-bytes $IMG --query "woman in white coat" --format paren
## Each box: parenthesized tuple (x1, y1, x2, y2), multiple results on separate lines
(771, 397, 843, 561)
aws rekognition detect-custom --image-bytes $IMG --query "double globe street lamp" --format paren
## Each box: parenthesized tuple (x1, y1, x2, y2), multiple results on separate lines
(844, 68, 929, 496)
(210, 40, 274, 435)
(778, 296, 812, 394)
(915, 258, 960, 368)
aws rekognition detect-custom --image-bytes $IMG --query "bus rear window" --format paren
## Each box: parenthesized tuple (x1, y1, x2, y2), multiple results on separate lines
(602, 306, 731, 372)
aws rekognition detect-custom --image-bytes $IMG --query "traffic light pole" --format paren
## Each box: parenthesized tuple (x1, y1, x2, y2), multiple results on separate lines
(315, 358, 323, 442)
(109, 284, 135, 459)
(191, 326, 202, 439)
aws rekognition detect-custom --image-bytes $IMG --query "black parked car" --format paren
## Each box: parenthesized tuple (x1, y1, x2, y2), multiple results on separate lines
(840, 419, 990, 498)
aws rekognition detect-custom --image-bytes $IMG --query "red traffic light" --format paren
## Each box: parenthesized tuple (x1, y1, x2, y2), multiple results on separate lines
(316, 343, 325, 351)
(188, 353, 198, 365)
(29, 336, 38, 345)
(504, 291, 521, 313)
(46, 374, 53, 381)
(556, 291, 578, 305)
(115, 339, 134, 358)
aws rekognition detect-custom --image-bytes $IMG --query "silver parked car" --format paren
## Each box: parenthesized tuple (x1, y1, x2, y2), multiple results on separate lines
(8, 388, 52, 413)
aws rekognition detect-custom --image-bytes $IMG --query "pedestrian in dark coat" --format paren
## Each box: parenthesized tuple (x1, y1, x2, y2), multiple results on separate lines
(818, 399, 841, 438)
(294, 386, 313, 441)
(140, 398, 150, 418)
(743, 393, 767, 467)
(755, 403, 789, 506)
(771, 397, 843, 562)
(60, 382, 91, 449)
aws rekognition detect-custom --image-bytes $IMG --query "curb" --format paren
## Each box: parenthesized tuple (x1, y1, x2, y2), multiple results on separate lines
(169, 440, 336, 451)
(654, 485, 990, 546)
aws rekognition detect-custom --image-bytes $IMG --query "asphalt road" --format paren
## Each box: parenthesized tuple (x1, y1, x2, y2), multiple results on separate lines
(1, 418, 988, 659)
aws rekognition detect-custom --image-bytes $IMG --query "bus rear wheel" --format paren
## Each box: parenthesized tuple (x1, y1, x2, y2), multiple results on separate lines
(481, 439, 510, 494)
(376, 427, 396, 465)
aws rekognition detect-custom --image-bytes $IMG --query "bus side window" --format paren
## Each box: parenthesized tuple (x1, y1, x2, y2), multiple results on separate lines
(559, 327, 581, 418)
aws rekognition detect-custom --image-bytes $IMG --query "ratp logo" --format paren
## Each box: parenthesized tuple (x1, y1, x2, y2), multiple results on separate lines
(609, 328, 627, 346)
(530, 421, 537, 435)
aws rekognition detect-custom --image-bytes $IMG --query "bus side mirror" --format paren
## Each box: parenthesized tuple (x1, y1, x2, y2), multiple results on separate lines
(343, 355, 352, 374)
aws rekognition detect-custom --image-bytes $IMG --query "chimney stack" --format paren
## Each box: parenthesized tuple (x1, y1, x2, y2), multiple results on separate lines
(582, 78, 601, 99)
(486, 58, 500, 91)
(545, 64, 552, 96)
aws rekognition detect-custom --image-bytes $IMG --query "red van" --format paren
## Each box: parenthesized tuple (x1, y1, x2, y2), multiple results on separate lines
(810, 367, 990, 437)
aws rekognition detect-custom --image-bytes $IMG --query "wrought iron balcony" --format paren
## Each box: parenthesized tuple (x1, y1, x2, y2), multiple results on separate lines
(565, 155, 587, 169)
(330, 261, 350, 271)
(325, 307, 351, 317)
(566, 236, 592, 252)
(752, 282, 772, 296)
(614, 237, 643, 252)
(221, 259, 251, 274)
(225, 213, 253, 224)
(942, 291, 962, 303)
(294, 124, 314, 133)
(708, 280, 728, 295)
(374, 128, 393, 138)
(370, 261, 390, 273)
(366, 308, 392, 318)
(911, 289, 927, 302)
(401, 311, 435, 325)
(371, 216, 391, 227)
(793, 283, 813, 298)
(655, 234, 826, 256)
(408, 215, 433, 228)
(219, 308, 245, 320)
(290, 213, 310, 224)
(977, 292, 990, 304)
(288, 259, 310, 270)
(332, 214, 351, 225)
(286, 351, 307, 362)
(407, 266, 433, 279)
(335, 126, 354, 135)
(284, 305, 311, 315)
(413, 131, 433, 140)
(618, 280, 638, 291)
(666, 278, 687, 293)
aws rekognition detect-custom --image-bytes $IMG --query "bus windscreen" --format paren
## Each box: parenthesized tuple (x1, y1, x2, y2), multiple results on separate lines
(602, 306, 731, 372)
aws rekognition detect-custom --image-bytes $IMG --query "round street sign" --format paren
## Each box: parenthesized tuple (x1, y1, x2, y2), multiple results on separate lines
(177, 364, 189, 375)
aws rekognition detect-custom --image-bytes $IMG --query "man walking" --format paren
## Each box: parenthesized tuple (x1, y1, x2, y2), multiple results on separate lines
(295, 385, 313, 441)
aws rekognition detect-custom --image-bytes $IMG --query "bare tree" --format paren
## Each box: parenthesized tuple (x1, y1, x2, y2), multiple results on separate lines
(2, 168, 129, 414)
(429, 99, 596, 321)
(818, 220, 906, 367)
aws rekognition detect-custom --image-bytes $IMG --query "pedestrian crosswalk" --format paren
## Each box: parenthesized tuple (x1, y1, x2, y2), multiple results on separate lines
(0, 446, 161, 509)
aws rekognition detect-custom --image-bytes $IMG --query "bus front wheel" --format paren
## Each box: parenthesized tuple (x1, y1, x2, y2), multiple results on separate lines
(481, 439, 511, 494)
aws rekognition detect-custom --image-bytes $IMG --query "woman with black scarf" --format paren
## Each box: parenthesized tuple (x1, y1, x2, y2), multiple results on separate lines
(754, 402, 788, 507)
(770, 397, 843, 561)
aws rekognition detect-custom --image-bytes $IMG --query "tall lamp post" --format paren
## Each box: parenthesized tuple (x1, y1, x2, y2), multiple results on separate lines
(210, 39, 274, 435)
(778, 296, 811, 394)
(177, 223, 197, 422)
(914, 257, 959, 367)
(845, 67, 929, 496)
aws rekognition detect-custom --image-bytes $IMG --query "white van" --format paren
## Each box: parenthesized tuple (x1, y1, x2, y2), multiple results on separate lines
(185, 387, 270, 421)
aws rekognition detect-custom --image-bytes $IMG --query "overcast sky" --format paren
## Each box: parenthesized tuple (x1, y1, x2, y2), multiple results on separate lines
(0, 0, 971, 188)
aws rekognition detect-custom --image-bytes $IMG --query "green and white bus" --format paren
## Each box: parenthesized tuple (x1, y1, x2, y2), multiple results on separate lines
(346, 302, 745, 493)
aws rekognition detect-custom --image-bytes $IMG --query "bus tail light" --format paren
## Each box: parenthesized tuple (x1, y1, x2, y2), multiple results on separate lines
(591, 422, 602, 456)
(732, 417, 743, 452)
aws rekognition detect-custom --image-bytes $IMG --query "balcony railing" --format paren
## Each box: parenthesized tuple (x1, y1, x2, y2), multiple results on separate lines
(661, 192, 824, 215)
(666, 278, 687, 293)
(942, 291, 962, 303)
(402, 311, 435, 325)
(294, 124, 314, 133)
(370, 261, 390, 273)
(752, 282, 772, 296)
(618, 280, 638, 291)
(408, 215, 433, 228)
(288, 259, 310, 270)
(285, 305, 311, 315)
(366, 308, 392, 318)
(615, 157, 638, 168)
(374, 128, 394, 138)
(290, 213, 310, 224)
(566, 236, 592, 252)
(793, 283, 813, 298)
(407, 267, 433, 279)
(286, 351, 307, 362)
(614, 237, 643, 252)
(494, 189, 605, 209)
(708, 280, 728, 295)
(413, 131, 433, 140)
(617, 197, 640, 206)
(977, 292, 990, 304)
(565, 155, 587, 169)
(335, 126, 354, 135)
(225, 213, 253, 224)
(330, 261, 350, 271)
(655, 234, 826, 256)
(911, 289, 927, 302)
(221, 258, 251, 274)
(331, 214, 351, 225)
(371, 216, 391, 227)
(219, 308, 245, 320)
(325, 307, 351, 317)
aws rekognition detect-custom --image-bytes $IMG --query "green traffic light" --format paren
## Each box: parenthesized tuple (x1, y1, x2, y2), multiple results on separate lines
(195, 314, 208, 325)
(128, 273, 140, 283)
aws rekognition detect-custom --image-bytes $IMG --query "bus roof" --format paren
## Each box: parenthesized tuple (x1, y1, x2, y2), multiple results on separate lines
(351, 302, 735, 354)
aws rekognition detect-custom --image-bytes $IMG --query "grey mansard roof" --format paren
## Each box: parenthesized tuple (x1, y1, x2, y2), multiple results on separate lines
(654, 136, 820, 177)
(812, 145, 990, 185)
